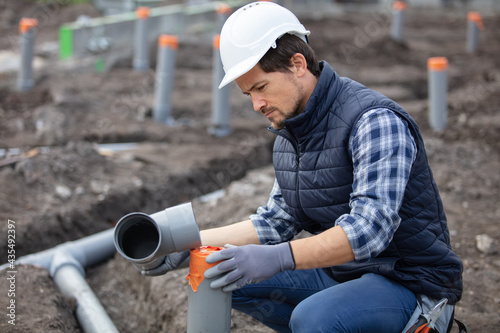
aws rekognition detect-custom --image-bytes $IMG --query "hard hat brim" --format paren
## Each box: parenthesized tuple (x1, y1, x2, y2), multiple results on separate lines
(218, 54, 261, 89)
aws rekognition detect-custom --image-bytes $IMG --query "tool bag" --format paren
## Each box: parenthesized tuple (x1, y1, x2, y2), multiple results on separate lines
(401, 295, 469, 333)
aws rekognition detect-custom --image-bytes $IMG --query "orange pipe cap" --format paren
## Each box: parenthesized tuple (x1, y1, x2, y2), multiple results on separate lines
(186, 246, 225, 292)
(428, 57, 449, 71)
(213, 34, 220, 50)
(393, 1, 408, 11)
(158, 34, 179, 49)
(216, 3, 232, 15)
(136, 6, 151, 19)
(19, 18, 38, 34)
(468, 11, 484, 30)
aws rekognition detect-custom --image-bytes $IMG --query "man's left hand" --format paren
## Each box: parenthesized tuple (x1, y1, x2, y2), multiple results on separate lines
(204, 243, 295, 292)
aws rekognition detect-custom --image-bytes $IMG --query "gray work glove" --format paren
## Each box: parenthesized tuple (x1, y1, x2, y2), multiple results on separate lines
(204, 243, 295, 292)
(141, 250, 190, 277)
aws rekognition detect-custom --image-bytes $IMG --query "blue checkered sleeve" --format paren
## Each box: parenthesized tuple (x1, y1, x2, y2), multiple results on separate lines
(249, 108, 416, 259)
(338, 108, 417, 261)
(249, 179, 302, 245)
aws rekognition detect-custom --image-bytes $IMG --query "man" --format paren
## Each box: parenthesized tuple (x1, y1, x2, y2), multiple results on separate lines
(145, 2, 463, 332)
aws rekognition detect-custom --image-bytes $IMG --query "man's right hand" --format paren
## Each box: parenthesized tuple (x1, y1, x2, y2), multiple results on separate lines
(141, 250, 190, 276)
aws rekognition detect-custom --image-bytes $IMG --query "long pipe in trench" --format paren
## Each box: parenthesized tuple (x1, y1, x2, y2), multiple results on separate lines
(0, 228, 118, 333)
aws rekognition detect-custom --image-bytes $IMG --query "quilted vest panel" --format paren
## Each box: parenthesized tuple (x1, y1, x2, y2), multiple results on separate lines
(271, 62, 463, 303)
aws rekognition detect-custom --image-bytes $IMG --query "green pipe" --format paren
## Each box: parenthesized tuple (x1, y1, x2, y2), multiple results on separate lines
(59, 25, 73, 60)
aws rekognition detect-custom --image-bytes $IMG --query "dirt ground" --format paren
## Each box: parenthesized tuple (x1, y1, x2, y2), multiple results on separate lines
(0, 1, 499, 332)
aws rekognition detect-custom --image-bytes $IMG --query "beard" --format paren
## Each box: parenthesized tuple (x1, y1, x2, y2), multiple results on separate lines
(269, 97, 303, 129)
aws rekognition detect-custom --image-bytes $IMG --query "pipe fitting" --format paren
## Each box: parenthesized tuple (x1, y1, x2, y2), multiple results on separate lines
(114, 202, 201, 271)
(49, 249, 85, 278)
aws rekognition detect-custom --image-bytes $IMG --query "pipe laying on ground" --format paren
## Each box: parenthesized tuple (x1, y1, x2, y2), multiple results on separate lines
(0, 228, 118, 333)
(51, 250, 119, 333)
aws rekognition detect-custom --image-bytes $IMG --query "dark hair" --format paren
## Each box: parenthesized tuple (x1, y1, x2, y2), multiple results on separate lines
(259, 33, 320, 77)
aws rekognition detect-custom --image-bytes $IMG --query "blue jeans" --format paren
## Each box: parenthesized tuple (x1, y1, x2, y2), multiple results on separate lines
(232, 269, 416, 333)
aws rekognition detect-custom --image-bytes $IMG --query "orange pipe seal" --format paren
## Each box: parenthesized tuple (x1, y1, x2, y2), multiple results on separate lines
(213, 34, 221, 50)
(467, 11, 484, 30)
(19, 18, 38, 34)
(158, 34, 179, 49)
(136, 6, 151, 19)
(392, 1, 408, 11)
(186, 246, 225, 292)
(428, 57, 449, 71)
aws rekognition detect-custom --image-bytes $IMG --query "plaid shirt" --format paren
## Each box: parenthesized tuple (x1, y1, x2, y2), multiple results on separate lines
(249, 108, 417, 261)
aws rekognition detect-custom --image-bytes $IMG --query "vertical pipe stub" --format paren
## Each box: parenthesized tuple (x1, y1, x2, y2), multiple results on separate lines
(158, 34, 179, 49)
(466, 11, 484, 53)
(209, 34, 232, 137)
(428, 57, 449, 131)
(136, 6, 151, 19)
(17, 18, 38, 91)
(216, 4, 232, 31)
(133, 6, 151, 71)
(153, 34, 178, 124)
(216, 3, 232, 15)
(186, 246, 232, 333)
(19, 18, 38, 34)
(391, 1, 407, 42)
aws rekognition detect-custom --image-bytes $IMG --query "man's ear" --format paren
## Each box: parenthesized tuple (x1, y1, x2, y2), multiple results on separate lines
(290, 53, 308, 77)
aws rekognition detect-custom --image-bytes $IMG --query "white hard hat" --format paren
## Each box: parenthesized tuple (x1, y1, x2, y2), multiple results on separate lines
(218, 1, 310, 89)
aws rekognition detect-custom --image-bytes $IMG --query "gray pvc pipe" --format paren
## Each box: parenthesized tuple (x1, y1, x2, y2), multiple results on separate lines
(216, 4, 231, 31)
(114, 202, 202, 271)
(133, 9, 150, 71)
(0, 228, 115, 271)
(428, 58, 448, 131)
(390, 8, 405, 42)
(466, 18, 479, 53)
(51, 251, 119, 333)
(17, 22, 36, 91)
(0, 228, 118, 333)
(187, 277, 232, 333)
(208, 35, 232, 137)
(153, 35, 178, 125)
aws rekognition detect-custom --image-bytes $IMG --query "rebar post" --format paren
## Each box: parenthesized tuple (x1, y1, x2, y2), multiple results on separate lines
(390, 1, 407, 42)
(133, 7, 151, 71)
(153, 35, 178, 124)
(17, 18, 38, 91)
(187, 246, 232, 333)
(428, 57, 448, 131)
(208, 35, 232, 137)
(466, 11, 484, 53)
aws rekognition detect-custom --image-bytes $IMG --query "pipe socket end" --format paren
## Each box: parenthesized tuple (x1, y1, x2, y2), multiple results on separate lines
(114, 203, 201, 271)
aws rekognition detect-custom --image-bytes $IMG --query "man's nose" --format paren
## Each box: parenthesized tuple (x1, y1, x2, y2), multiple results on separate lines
(252, 95, 267, 112)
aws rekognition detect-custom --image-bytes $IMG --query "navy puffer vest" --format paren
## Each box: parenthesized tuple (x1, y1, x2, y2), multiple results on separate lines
(271, 62, 462, 303)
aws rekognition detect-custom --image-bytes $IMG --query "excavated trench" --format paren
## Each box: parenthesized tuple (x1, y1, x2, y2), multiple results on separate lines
(1, 2, 500, 332)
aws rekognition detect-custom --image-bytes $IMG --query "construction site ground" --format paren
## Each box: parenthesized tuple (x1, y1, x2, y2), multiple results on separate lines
(0, 1, 499, 332)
